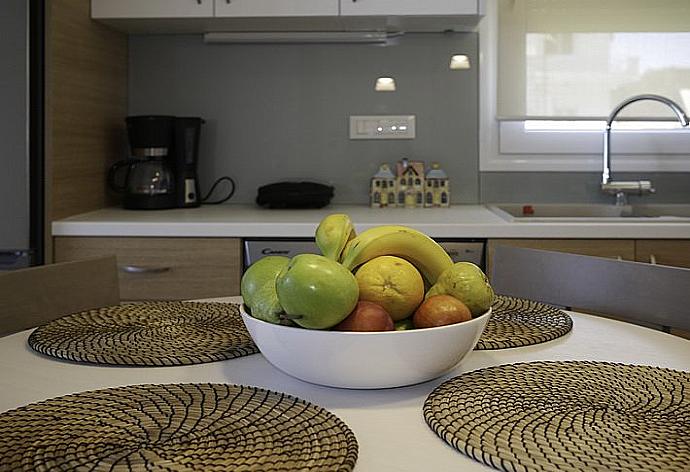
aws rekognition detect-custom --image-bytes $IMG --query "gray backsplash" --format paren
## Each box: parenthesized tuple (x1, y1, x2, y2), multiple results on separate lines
(129, 33, 479, 204)
(128, 33, 690, 205)
(482, 172, 690, 204)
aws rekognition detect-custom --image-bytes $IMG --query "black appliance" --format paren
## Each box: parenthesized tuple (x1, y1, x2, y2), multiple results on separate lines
(108, 115, 204, 210)
(256, 181, 334, 209)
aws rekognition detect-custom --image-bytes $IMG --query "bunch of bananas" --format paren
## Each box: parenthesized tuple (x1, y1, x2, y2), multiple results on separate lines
(315, 213, 454, 285)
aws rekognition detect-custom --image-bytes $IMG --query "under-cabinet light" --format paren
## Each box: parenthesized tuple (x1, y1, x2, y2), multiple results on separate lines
(449, 54, 471, 70)
(375, 77, 396, 92)
(204, 31, 392, 44)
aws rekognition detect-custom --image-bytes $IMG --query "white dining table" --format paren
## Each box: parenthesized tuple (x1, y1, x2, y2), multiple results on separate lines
(1, 296, 688, 471)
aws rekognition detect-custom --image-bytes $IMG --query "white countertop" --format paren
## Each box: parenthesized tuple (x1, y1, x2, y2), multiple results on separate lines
(2, 297, 689, 471)
(51, 204, 690, 239)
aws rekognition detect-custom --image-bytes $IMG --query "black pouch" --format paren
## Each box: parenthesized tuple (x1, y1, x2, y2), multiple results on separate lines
(256, 181, 334, 209)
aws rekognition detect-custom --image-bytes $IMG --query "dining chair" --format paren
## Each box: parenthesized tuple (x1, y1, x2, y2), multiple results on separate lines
(0, 256, 120, 337)
(490, 245, 690, 333)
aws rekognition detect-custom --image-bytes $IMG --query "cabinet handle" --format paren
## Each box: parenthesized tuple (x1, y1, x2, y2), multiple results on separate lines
(120, 265, 171, 274)
(649, 254, 657, 265)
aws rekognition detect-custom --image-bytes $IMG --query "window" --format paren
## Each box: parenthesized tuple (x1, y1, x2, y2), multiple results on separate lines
(480, 0, 690, 171)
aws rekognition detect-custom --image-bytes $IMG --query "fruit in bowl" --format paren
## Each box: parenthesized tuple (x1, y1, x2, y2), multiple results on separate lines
(239, 213, 494, 388)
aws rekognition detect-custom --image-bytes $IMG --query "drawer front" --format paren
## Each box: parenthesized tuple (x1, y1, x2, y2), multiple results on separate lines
(54, 237, 241, 301)
(635, 240, 690, 269)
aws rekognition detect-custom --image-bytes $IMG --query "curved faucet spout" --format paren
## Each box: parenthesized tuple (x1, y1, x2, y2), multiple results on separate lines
(601, 94, 690, 202)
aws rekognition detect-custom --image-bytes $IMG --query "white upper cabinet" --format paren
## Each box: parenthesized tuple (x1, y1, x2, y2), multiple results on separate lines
(340, 0, 482, 16)
(90, 0, 485, 33)
(92, 0, 213, 19)
(215, 0, 339, 18)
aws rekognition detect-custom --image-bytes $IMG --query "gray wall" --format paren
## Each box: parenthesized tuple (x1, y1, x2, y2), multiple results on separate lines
(482, 172, 690, 204)
(128, 33, 479, 204)
(0, 0, 29, 249)
(128, 33, 690, 206)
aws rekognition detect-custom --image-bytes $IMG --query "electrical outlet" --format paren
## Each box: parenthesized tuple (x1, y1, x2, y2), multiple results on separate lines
(349, 115, 416, 140)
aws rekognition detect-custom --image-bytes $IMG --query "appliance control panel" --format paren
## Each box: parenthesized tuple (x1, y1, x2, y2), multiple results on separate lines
(349, 115, 416, 140)
(243, 239, 485, 270)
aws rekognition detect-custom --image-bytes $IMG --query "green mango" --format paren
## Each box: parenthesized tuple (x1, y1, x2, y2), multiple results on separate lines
(426, 262, 494, 316)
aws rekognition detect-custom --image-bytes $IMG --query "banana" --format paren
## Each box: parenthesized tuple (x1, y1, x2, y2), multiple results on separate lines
(315, 213, 357, 260)
(340, 225, 453, 285)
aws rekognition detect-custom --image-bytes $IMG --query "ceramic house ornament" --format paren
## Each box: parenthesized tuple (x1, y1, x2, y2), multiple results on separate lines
(370, 164, 397, 208)
(424, 162, 450, 207)
(396, 158, 425, 208)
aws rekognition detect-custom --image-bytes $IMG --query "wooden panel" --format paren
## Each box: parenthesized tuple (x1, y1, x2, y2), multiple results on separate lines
(486, 239, 636, 277)
(0, 257, 120, 337)
(47, 0, 127, 226)
(54, 237, 242, 301)
(635, 240, 690, 269)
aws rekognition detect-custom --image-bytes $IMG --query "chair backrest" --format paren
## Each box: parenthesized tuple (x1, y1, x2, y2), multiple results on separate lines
(490, 245, 690, 332)
(0, 256, 120, 337)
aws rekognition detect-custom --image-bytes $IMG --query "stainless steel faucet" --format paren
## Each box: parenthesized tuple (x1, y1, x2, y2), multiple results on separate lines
(601, 94, 690, 205)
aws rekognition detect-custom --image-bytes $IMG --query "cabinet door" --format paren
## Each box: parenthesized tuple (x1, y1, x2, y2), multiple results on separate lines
(91, 0, 213, 19)
(341, 0, 480, 16)
(54, 237, 241, 301)
(215, 0, 338, 17)
(486, 239, 636, 278)
(635, 240, 690, 269)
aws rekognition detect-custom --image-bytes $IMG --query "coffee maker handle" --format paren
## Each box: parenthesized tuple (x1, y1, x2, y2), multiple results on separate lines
(107, 160, 131, 193)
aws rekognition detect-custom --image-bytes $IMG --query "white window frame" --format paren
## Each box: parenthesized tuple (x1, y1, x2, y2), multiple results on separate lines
(478, 1, 690, 172)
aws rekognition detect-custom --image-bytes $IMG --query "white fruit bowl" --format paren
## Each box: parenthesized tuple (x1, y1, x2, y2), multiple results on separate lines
(240, 305, 491, 389)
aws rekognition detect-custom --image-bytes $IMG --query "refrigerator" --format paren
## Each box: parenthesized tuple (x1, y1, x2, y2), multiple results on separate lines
(0, 0, 44, 270)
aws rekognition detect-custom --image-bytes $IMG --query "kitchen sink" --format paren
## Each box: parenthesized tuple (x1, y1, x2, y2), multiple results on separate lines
(488, 204, 690, 223)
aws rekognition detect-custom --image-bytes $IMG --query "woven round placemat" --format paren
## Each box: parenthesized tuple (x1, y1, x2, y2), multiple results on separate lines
(424, 361, 690, 472)
(0, 383, 358, 471)
(475, 295, 573, 350)
(28, 301, 258, 366)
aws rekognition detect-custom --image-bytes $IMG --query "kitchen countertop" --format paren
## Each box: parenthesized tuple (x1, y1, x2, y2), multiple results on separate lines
(51, 204, 690, 239)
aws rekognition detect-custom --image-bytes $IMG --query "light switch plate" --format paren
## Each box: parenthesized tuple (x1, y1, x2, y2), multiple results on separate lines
(349, 115, 416, 140)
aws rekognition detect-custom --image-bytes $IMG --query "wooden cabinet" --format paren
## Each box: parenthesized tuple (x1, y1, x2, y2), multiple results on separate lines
(341, 0, 482, 16)
(215, 0, 338, 18)
(635, 240, 690, 269)
(54, 237, 242, 301)
(91, 0, 213, 19)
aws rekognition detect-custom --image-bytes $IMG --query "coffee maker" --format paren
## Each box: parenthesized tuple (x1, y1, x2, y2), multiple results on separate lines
(108, 115, 204, 210)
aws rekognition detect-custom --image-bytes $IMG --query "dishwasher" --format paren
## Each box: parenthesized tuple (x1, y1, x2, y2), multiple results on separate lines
(243, 238, 486, 271)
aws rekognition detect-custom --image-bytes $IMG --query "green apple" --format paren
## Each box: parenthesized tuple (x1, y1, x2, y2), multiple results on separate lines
(425, 262, 494, 316)
(241, 256, 290, 324)
(275, 254, 359, 329)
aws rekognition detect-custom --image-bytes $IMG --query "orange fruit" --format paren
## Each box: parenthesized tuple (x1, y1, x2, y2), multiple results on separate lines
(354, 256, 424, 321)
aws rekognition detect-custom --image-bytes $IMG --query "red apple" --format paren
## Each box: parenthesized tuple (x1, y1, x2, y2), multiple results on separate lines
(334, 301, 395, 332)
(413, 295, 472, 328)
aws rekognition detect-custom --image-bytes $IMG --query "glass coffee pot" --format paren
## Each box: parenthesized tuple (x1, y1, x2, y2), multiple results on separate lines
(108, 115, 178, 210)
(108, 152, 177, 210)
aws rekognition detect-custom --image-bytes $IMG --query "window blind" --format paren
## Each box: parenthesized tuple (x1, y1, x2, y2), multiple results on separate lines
(497, 0, 690, 120)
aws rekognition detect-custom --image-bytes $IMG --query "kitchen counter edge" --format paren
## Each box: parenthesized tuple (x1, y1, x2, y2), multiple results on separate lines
(51, 204, 690, 239)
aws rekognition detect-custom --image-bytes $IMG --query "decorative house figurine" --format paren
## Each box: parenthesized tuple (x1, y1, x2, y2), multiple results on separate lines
(424, 162, 450, 207)
(370, 163, 397, 208)
(395, 158, 425, 208)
